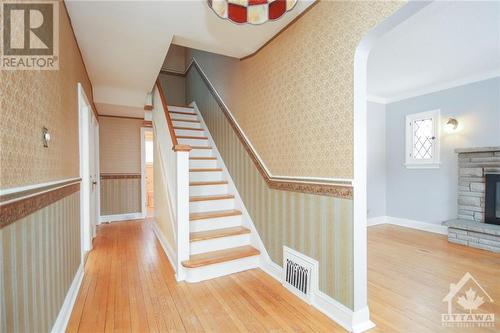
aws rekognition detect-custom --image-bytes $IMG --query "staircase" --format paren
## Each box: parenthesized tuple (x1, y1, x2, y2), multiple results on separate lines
(169, 105, 261, 282)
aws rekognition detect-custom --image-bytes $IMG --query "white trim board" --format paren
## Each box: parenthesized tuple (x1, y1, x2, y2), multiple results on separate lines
(50, 264, 84, 333)
(100, 213, 145, 223)
(367, 216, 448, 235)
(0, 177, 81, 196)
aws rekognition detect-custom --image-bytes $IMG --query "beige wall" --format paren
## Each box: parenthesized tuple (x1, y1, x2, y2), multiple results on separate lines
(158, 73, 186, 106)
(1, 191, 81, 332)
(186, 1, 404, 180)
(153, 141, 176, 250)
(0, 3, 94, 189)
(187, 68, 354, 308)
(99, 116, 142, 174)
(162, 44, 186, 73)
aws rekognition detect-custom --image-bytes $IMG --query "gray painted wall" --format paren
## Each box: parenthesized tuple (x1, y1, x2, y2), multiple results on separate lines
(367, 102, 387, 218)
(384, 77, 500, 224)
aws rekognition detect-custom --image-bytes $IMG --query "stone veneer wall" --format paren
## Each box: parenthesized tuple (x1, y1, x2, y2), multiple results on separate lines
(457, 148, 500, 222)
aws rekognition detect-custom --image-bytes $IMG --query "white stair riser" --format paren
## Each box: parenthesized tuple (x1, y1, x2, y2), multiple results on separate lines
(189, 149, 213, 158)
(189, 184, 228, 196)
(189, 159, 218, 168)
(178, 138, 209, 146)
(168, 105, 195, 113)
(183, 255, 260, 283)
(190, 234, 250, 255)
(189, 171, 222, 182)
(190, 215, 242, 232)
(169, 113, 198, 121)
(175, 129, 206, 137)
(189, 198, 235, 212)
(172, 120, 201, 129)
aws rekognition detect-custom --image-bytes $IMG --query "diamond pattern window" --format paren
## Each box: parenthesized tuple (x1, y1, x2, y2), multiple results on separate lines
(405, 110, 440, 168)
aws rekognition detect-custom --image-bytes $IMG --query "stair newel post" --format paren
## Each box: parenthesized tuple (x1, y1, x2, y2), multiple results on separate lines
(174, 145, 191, 281)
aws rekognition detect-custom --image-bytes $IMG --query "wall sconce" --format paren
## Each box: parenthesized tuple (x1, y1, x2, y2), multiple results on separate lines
(444, 118, 459, 133)
(42, 127, 51, 147)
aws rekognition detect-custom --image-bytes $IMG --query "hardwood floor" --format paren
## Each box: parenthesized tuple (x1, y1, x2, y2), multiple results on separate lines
(368, 224, 500, 333)
(67, 219, 344, 333)
(67, 220, 500, 333)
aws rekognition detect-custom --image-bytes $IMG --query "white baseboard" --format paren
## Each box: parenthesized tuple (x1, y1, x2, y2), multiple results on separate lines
(50, 263, 84, 333)
(261, 260, 374, 333)
(151, 221, 177, 272)
(100, 212, 145, 223)
(367, 216, 447, 235)
(366, 216, 387, 226)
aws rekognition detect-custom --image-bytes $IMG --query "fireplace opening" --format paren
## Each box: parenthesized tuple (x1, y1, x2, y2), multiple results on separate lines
(485, 174, 500, 225)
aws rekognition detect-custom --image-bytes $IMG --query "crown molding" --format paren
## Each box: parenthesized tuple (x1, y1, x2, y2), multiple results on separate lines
(368, 69, 500, 104)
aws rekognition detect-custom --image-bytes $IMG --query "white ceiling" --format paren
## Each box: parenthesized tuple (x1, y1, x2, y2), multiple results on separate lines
(65, 0, 314, 116)
(368, 1, 500, 103)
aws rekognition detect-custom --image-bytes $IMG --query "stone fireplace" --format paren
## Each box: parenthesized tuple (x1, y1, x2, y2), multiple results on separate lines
(443, 147, 500, 253)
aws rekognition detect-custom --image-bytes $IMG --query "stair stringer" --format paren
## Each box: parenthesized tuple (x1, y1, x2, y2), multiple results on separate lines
(190, 102, 282, 281)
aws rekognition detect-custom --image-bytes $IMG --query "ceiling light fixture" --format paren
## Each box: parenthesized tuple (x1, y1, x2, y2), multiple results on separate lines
(208, 0, 297, 25)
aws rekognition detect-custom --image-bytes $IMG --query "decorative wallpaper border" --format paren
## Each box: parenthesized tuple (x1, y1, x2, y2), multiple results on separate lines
(100, 173, 141, 180)
(184, 59, 353, 199)
(0, 181, 80, 228)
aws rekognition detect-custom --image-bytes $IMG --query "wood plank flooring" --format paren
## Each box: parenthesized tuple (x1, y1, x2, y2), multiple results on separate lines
(67, 219, 344, 332)
(67, 220, 500, 333)
(368, 224, 500, 333)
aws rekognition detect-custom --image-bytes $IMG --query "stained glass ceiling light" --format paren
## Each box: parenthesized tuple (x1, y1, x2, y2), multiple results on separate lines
(208, 0, 298, 25)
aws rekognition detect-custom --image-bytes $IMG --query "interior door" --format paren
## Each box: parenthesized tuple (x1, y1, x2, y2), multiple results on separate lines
(89, 112, 99, 241)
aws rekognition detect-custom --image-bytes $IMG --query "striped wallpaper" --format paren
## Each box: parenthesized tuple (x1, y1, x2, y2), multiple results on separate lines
(1, 191, 81, 332)
(100, 178, 141, 216)
(186, 68, 354, 309)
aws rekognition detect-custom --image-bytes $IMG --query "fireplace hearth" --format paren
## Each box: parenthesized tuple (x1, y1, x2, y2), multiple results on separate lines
(443, 146, 500, 253)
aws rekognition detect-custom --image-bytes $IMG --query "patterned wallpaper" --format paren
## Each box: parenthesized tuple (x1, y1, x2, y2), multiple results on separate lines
(0, 4, 93, 189)
(188, 1, 404, 179)
(187, 69, 354, 308)
(98, 116, 143, 174)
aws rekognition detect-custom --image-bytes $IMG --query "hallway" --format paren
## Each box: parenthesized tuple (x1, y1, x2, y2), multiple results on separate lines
(66, 219, 344, 332)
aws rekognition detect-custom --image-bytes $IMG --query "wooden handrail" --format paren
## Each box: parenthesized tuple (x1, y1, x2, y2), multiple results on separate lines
(155, 79, 191, 152)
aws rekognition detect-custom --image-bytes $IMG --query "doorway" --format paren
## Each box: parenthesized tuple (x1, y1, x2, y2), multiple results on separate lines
(78, 83, 99, 260)
(142, 128, 154, 218)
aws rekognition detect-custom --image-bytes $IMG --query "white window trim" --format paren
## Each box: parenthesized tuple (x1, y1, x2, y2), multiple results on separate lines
(404, 109, 441, 169)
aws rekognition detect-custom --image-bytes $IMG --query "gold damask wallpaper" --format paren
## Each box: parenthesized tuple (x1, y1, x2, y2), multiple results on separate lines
(0, 4, 93, 189)
(187, 0, 404, 179)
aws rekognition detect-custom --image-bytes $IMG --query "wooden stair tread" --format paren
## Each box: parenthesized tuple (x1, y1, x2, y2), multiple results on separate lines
(190, 181, 228, 186)
(189, 146, 212, 149)
(190, 194, 234, 202)
(174, 127, 204, 131)
(189, 157, 216, 160)
(190, 227, 250, 242)
(177, 135, 208, 140)
(190, 209, 242, 221)
(171, 118, 200, 123)
(189, 168, 222, 172)
(181, 246, 260, 268)
(169, 110, 197, 116)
